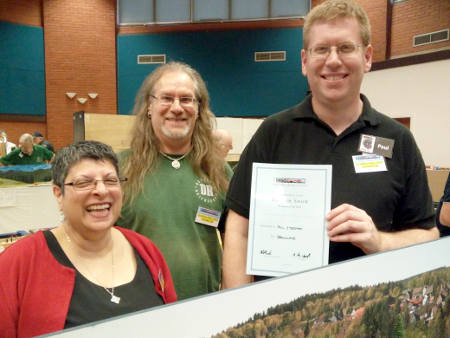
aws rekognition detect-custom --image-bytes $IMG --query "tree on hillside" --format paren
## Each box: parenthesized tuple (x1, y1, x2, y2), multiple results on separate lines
(303, 320, 310, 337)
(391, 314, 405, 338)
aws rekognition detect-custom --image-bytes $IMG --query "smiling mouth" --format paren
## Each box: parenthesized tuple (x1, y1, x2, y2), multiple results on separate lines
(166, 118, 188, 125)
(322, 74, 348, 81)
(86, 203, 111, 217)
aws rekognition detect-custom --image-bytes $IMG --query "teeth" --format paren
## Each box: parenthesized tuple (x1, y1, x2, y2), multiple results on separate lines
(325, 75, 344, 80)
(87, 203, 110, 211)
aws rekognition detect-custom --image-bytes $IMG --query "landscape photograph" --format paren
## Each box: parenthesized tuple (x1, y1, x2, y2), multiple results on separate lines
(213, 267, 449, 338)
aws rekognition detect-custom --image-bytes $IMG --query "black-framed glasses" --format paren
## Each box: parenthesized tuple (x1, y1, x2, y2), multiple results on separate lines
(150, 94, 198, 107)
(64, 177, 127, 191)
(308, 42, 361, 59)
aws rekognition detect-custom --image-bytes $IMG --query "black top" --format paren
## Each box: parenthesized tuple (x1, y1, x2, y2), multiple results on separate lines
(44, 230, 163, 328)
(40, 139, 55, 153)
(226, 94, 435, 267)
(436, 173, 450, 237)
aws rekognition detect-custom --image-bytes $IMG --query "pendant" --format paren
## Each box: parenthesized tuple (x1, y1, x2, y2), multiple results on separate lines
(111, 294, 121, 304)
(171, 159, 180, 169)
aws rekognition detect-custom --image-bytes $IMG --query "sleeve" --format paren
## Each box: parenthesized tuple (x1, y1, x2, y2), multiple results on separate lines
(0, 149, 18, 165)
(0, 250, 18, 338)
(436, 173, 450, 237)
(217, 162, 235, 233)
(392, 130, 435, 230)
(225, 119, 275, 219)
(443, 173, 450, 202)
(42, 146, 54, 161)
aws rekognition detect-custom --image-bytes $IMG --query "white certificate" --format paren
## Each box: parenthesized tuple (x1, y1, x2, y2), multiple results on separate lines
(247, 163, 332, 277)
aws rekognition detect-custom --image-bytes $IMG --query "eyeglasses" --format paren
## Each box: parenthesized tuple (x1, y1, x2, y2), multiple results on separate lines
(307, 42, 361, 59)
(64, 177, 127, 191)
(150, 94, 198, 107)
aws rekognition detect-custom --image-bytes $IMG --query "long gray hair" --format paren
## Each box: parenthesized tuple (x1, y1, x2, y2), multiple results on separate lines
(120, 62, 229, 204)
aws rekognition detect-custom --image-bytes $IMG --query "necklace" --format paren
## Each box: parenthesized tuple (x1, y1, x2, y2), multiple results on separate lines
(62, 227, 121, 304)
(160, 149, 191, 169)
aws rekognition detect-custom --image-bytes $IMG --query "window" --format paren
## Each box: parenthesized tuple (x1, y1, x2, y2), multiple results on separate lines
(413, 29, 449, 47)
(118, 0, 310, 25)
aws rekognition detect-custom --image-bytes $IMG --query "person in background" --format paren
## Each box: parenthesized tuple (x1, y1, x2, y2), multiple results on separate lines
(0, 130, 16, 154)
(222, 0, 438, 289)
(117, 62, 233, 300)
(0, 133, 54, 166)
(436, 172, 450, 237)
(213, 129, 233, 159)
(33, 131, 55, 153)
(0, 140, 176, 337)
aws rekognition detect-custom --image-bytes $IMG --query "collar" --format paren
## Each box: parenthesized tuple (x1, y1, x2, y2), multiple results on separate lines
(292, 94, 381, 127)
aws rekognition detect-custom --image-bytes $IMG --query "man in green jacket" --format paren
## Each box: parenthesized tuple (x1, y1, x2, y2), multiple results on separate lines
(0, 133, 54, 166)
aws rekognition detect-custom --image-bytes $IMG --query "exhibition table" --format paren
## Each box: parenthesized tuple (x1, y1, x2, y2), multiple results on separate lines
(0, 179, 60, 233)
(0, 163, 52, 183)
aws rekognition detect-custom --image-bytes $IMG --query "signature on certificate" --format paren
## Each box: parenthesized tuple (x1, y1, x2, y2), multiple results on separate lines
(292, 252, 311, 259)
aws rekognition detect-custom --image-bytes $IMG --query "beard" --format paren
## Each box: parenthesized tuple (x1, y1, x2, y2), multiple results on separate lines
(161, 123, 192, 139)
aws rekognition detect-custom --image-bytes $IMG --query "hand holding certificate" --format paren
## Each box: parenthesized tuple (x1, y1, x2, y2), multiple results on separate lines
(247, 163, 332, 277)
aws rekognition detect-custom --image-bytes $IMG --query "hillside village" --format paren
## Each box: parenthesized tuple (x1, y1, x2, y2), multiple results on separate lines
(213, 267, 449, 337)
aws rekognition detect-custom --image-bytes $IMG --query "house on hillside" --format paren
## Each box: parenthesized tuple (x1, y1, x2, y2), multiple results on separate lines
(351, 307, 365, 320)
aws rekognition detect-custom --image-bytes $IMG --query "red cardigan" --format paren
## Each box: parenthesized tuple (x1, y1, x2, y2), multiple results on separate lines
(0, 226, 177, 338)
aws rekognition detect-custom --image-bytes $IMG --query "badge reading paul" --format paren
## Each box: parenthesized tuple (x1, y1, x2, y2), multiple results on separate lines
(358, 134, 395, 158)
(195, 206, 221, 228)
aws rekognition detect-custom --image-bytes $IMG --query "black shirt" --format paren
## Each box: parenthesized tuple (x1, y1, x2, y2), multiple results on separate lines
(226, 94, 435, 267)
(44, 230, 163, 328)
(40, 139, 55, 153)
(436, 173, 450, 237)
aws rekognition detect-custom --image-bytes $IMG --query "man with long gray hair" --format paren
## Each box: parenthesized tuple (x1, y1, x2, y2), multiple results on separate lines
(117, 62, 232, 300)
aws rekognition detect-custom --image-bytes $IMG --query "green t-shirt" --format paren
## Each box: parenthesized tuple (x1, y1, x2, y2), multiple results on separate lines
(0, 145, 54, 165)
(117, 154, 233, 300)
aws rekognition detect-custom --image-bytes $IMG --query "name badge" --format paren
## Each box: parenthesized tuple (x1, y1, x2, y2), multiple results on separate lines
(195, 206, 221, 228)
(352, 154, 387, 173)
(358, 134, 395, 158)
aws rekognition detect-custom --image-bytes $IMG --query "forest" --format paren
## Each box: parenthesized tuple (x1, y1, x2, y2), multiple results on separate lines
(213, 267, 450, 338)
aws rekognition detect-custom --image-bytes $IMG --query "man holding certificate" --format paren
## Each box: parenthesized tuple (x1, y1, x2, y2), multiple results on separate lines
(222, 0, 438, 288)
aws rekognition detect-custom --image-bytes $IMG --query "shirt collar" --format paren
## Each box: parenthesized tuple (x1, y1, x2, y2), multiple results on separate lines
(292, 93, 381, 127)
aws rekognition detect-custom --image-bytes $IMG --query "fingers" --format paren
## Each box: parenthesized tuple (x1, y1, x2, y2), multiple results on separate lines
(327, 218, 368, 238)
(326, 204, 370, 232)
(326, 203, 381, 254)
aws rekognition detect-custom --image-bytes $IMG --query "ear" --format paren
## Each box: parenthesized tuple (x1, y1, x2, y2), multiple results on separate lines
(363, 44, 373, 73)
(53, 185, 64, 211)
(301, 49, 308, 77)
(147, 104, 152, 119)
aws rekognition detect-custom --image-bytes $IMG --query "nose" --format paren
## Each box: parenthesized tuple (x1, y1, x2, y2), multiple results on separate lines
(325, 47, 342, 66)
(169, 98, 184, 112)
(92, 180, 108, 195)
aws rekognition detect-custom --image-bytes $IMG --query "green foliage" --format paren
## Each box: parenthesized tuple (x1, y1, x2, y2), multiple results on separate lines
(391, 314, 405, 338)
